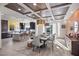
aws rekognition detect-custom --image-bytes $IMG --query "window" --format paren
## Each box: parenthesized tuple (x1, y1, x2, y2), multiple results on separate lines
(74, 21, 78, 33)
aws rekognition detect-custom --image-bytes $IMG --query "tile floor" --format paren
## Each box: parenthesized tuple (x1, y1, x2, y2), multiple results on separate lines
(0, 37, 72, 56)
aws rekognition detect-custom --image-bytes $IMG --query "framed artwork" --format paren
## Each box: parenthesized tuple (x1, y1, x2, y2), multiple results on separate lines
(10, 25, 14, 31)
(61, 24, 65, 29)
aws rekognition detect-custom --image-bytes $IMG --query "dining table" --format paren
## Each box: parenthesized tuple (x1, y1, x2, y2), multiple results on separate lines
(40, 36, 49, 47)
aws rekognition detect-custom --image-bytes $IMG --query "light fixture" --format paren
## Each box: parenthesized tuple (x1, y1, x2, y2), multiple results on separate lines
(18, 8, 21, 11)
(33, 3, 37, 6)
(71, 11, 73, 14)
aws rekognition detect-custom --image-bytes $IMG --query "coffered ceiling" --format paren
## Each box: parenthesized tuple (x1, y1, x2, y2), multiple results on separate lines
(5, 3, 31, 14)
(52, 6, 69, 20)
(24, 3, 47, 12)
(0, 3, 72, 20)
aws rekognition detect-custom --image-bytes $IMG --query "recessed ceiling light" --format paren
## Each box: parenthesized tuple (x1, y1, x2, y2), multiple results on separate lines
(33, 3, 37, 6)
(18, 8, 21, 11)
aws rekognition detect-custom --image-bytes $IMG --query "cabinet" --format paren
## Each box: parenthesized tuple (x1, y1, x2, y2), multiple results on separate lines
(1, 20, 11, 39)
(65, 35, 79, 56)
(72, 41, 79, 56)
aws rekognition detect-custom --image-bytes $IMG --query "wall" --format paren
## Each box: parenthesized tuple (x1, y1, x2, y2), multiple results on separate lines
(64, 3, 79, 20)
(8, 18, 20, 31)
(7, 17, 36, 32)
(66, 9, 79, 34)
(60, 22, 66, 38)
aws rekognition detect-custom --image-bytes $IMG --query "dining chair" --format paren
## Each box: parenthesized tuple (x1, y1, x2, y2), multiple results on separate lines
(29, 33, 35, 39)
(46, 34, 55, 47)
(32, 36, 43, 53)
(13, 34, 20, 41)
(19, 33, 24, 41)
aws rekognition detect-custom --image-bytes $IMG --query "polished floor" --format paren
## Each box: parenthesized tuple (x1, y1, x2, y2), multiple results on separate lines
(0, 37, 72, 56)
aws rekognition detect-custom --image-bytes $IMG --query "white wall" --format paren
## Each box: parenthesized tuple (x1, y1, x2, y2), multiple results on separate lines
(2, 15, 36, 32)
(60, 22, 66, 38)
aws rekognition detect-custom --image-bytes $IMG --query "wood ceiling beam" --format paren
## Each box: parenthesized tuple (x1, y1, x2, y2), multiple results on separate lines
(46, 3, 55, 20)
(18, 3, 44, 20)
(25, 3, 71, 14)
(63, 4, 72, 21)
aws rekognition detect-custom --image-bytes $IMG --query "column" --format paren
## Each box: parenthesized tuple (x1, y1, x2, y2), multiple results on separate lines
(0, 12, 1, 48)
(57, 22, 61, 37)
(56, 22, 58, 37)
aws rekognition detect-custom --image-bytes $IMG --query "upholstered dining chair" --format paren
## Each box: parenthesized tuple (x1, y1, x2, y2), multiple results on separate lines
(45, 34, 55, 55)
(46, 34, 55, 47)
(32, 36, 43, 53)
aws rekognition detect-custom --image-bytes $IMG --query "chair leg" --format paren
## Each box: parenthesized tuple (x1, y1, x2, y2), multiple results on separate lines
(32, 46, 35, 51)
(52, 41, 53, 47)
(52, 43, 54, 50)
(38, 47, 40, 53)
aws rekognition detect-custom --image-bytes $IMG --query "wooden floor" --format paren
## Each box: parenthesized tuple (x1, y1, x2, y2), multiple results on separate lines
(0, 38, 72, 56)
